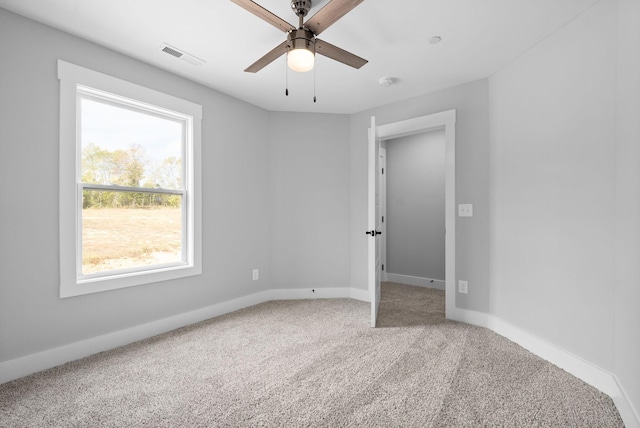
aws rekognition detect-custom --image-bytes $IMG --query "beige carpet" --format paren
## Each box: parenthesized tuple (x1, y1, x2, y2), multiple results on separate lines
(0, 282, 624, 427)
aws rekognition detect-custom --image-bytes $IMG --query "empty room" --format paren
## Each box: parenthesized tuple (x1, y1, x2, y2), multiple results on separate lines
(0, 0, 638, 426)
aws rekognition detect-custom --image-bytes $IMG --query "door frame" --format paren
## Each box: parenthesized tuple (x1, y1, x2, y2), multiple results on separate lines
(373, 110, 456, 318)
(379, 144, 387, 283)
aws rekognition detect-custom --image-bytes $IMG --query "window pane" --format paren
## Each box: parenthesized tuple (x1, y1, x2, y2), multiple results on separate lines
(80, 97, 184, 190)
(82, 190, 183, 276)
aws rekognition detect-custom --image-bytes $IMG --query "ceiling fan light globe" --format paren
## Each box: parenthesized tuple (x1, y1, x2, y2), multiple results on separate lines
(288, 48, 315, 72)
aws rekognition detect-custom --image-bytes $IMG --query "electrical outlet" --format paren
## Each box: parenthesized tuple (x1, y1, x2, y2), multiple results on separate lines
(458, 204, 473, 217)
(458, 280, 468, 294)
(252, 269, 259, 281)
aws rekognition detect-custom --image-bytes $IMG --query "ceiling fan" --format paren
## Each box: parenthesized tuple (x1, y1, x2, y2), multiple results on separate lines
(231, 0, 368, 73)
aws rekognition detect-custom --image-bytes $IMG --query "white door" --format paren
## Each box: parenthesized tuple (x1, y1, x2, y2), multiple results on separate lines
(368, 116, 382, 327)
(379, 146, 387, 283)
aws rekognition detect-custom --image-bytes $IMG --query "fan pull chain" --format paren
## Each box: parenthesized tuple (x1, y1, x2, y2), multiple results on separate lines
(285, 54, 289, 96)
(313, 43, 317, 103)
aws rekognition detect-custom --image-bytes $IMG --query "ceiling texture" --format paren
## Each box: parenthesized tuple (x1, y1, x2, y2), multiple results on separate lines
(0, 0, 599, 114)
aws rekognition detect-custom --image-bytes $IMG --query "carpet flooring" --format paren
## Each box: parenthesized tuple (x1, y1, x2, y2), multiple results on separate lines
(0, 282, 624, 427)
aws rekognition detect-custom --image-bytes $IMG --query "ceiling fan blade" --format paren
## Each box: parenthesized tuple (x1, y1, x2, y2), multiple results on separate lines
(230, 0, 295, 32)
(244, 41, 289, 73)
(315, 39, 368, 69)
(305, 0, 365, 36)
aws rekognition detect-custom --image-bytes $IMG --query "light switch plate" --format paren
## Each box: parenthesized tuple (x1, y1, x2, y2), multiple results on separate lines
(458, 204, 473, 217)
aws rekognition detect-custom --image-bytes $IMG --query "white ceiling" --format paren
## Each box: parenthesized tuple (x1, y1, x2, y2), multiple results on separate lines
(0, 0, 599, 114)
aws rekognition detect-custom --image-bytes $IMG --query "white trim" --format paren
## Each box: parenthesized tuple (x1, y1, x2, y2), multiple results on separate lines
(385, 273, 446, 291)
(348, 287, 370, 302)
(379, 146, 388, 285)
(0, 287, 369, 385)
(267, 287, 368, 301)
(57, 60, 202, 297)
(377, 110, 452, 141)
(57, 61, 202, 119)
(449, 307, 640, 428)
(613, 377, 640, 428)
(372, 110, 456, 318)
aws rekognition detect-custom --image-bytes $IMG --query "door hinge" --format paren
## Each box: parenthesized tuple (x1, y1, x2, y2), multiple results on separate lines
(382, 264, 385, 271)
(382, 216, 384, 223)
(382, 167, 384, 174)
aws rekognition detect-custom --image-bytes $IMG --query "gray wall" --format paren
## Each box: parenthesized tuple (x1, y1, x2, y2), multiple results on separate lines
(268, 112, 351, 289)
(613, 0, 640, 414)
(386, 130, 446, 280)
(0, 9, 271, 362)
(488, 0, 639, 413)
(489, 0, 615, 373)
(349, 79, 491, 312)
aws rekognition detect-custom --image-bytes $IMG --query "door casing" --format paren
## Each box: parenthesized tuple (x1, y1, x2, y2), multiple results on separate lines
(371, 110, 456, 318)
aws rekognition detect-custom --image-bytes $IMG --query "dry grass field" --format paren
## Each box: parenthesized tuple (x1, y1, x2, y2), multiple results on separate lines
(82, 207, 181, 274)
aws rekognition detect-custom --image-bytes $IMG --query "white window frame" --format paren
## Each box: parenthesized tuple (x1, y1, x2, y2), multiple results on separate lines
(58, 60, 202, 298)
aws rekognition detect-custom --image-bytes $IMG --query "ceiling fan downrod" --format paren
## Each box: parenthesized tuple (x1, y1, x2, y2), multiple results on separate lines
(291, 0, 312, 28)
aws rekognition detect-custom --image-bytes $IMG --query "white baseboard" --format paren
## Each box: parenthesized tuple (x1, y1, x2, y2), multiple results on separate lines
(612, 376, 640, 428)
(449, 307, 639, 428)
(266, 287, 368, 302)
(386, 273, 445, 290)
(0, 287, 367, 385)
(348, 287, 370, 302)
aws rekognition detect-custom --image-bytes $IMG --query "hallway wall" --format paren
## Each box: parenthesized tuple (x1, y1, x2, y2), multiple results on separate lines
(386, 130, 446, 281)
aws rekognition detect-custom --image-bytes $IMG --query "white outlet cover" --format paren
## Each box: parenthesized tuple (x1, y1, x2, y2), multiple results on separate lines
(458, 204, 473, 217)
(252, 269, 259, 280)
(458, 280, 468, 294)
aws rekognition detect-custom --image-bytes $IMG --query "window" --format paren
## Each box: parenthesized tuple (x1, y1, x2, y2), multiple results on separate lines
(58, 60, 202, 298)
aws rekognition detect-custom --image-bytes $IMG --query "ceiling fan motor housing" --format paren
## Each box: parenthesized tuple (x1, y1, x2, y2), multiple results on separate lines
(291, 0, 312, 18)
(287, 28, 315, 51)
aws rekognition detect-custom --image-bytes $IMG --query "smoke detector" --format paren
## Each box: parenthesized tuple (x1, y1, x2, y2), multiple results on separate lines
(379, 77, 396, 87)
(160, 43, 205, 66)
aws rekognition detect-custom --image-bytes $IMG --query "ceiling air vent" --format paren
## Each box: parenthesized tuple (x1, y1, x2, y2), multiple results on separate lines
(160, 43, 205, 66)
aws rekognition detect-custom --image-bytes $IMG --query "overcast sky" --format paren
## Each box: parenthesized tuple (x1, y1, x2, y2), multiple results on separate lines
(80, 97, 183, 177)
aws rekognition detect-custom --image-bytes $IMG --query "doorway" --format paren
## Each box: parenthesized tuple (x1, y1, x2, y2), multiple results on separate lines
(369, 110, 456, 325)
(383, 129, 446, 290)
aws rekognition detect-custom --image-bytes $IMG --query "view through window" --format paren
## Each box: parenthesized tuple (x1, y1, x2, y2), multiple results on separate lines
(79, 90, 187, 277)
